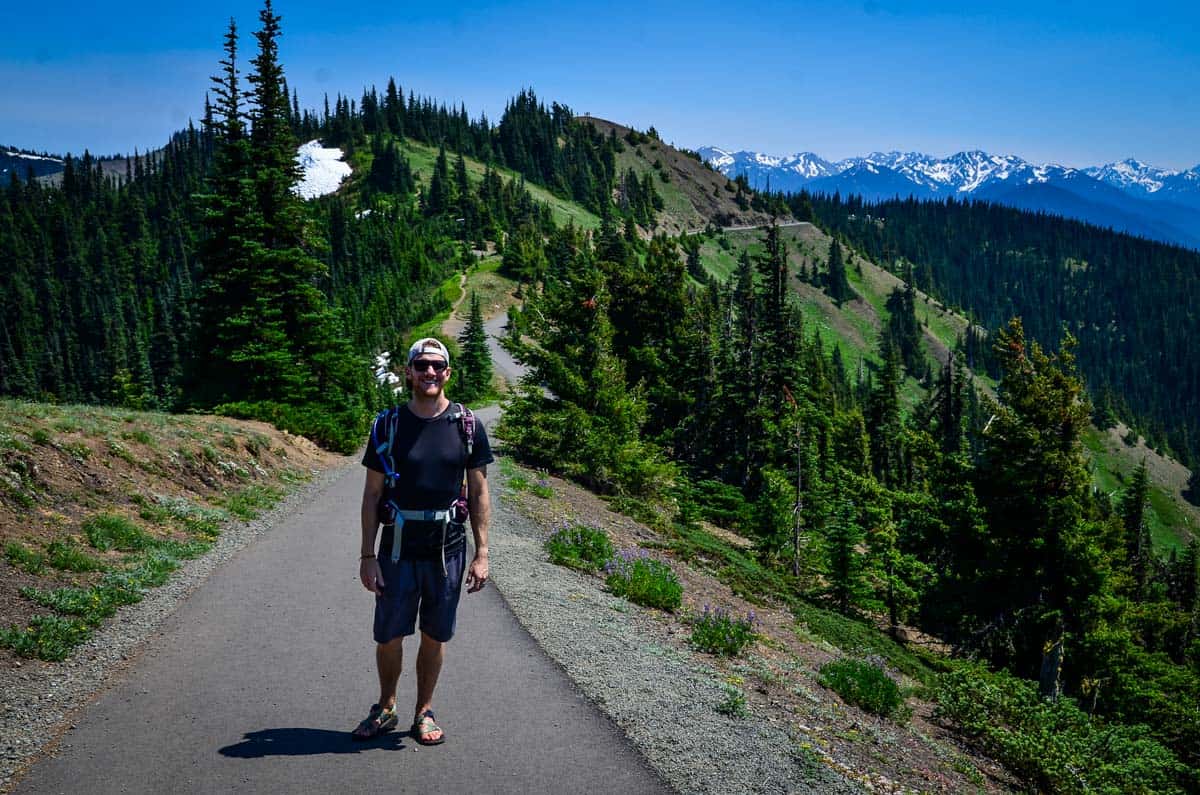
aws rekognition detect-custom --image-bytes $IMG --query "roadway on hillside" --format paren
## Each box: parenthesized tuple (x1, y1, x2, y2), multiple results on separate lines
(14, 405, 666, 790)
(686, 220, 812, 235)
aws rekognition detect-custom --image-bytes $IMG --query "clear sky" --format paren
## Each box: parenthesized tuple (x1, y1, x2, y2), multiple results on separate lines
(3, 1, 1198, 169)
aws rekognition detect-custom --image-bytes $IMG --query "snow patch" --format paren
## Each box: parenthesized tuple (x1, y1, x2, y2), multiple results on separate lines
(5, 151, 62, 163)
(292, 140, 351, 199)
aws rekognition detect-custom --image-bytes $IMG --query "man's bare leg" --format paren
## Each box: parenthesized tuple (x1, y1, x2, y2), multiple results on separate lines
(376, 636, 404, 710)
(414, 631, 445, 741)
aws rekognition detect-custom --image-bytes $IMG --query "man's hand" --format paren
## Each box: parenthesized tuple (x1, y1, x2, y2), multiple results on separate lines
(465, 553, 489, 593)
(359, 558, 385, 595)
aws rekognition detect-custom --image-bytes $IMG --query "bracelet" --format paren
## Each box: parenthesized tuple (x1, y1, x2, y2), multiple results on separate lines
(360, 554, 376, 560)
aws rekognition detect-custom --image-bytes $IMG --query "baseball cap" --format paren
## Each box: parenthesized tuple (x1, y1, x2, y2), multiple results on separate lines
(407, 337, 450, 366)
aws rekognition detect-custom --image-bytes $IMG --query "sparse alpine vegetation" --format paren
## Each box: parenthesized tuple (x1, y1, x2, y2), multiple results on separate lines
(0, 400, 334, 662)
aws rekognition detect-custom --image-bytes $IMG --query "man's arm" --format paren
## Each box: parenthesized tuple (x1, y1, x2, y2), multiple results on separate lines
(359, 468, 386, 594)
(465, 465, 490, 593)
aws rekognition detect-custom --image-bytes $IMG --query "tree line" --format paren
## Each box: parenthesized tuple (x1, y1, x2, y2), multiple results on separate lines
(0, 4, 646, 449)
(795, 191, 1200, 477)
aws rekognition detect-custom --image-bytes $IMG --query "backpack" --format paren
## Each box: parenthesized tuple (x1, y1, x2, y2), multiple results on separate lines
(368, 402, 475, 529)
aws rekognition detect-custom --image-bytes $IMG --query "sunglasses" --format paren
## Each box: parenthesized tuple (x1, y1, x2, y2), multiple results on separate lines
(410, 359, 448, 373)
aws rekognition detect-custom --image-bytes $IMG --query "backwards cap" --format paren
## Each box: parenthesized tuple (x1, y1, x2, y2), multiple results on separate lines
(407, 337, 450, 366)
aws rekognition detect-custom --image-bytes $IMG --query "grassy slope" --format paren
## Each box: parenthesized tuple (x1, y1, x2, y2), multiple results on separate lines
(342, 135, 600, 231)
(580, 117, 785, 235)
(398, 137, 602, 231)
(0, 401, 340, 661)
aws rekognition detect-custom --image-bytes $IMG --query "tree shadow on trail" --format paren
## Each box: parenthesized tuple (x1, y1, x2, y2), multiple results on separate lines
(219, 728, 406, 757)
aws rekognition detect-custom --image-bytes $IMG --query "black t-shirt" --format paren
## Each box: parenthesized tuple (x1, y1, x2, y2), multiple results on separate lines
(361, 403, 494, 511)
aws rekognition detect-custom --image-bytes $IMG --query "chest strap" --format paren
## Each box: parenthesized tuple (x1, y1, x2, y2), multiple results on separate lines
(395, 509, 451, 522)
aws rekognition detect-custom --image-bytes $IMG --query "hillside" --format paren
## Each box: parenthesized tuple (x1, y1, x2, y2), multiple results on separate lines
(439, 259, 1015, 791)
(4, 134, 1197, 793)
(0, 401, 339, 663)
(4, 30, 1197, 784)
(580, 117, 784, 234)
(692, 221, 1199, 550)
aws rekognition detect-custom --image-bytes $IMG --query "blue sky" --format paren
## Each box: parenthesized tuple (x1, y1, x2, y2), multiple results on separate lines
(3, 1, 1198, 169)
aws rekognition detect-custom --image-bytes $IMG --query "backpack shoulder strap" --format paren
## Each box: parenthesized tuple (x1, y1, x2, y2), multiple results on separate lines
(369, 407, 400, 485)
(458, 403, 475, 460)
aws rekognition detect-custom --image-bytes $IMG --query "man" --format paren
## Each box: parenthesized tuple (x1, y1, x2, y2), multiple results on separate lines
(353, 337, 493, 745)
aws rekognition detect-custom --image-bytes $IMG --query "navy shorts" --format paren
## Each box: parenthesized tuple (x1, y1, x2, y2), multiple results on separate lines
(373, 546, 466, 644)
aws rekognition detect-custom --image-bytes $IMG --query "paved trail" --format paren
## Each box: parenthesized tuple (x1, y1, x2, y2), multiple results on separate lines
(14, 456, 669, 794)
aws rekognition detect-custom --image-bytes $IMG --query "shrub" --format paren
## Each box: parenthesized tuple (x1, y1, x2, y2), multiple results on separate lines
(5, 541, 45, 574)
(121, 429, 154, 445)
(935, 668, 1189, 794)
(215, 400, 364, 454)
(147, 494, 225, 537)
(125, 550, 180, 588)
(46, 538, 107, 572)
(0, 615, 92, 661)
(715, 684, 748, 718)
(221, 484, 282, 520)
(545, 523, 614, 573)
(83, 514, 151, 552)
(605, 548, 682, 611)
(20, 586, 120, 626)
(819, 658, 904, 718)
(672, 478, 750, 530)
(690, 605, 757, 656)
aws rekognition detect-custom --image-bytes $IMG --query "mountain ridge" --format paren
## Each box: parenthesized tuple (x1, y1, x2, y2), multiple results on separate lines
(702, 145, 1200, 249)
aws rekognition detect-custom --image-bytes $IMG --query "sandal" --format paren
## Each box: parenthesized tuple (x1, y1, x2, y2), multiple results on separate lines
(411, 709, 445, 745)
(351, 703, 398, 741)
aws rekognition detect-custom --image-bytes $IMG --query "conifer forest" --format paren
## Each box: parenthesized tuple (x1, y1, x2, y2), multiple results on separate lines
(1, 3, 1198, 789)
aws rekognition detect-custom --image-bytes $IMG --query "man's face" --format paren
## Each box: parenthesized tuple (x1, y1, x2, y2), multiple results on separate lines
(407, 355, 450, 397)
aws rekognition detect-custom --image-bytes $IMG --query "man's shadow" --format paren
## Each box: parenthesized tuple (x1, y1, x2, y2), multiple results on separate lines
(219, 728, 406, 758)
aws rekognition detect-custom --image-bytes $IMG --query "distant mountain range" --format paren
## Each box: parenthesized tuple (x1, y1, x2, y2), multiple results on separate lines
(699, 147, 1200, 250)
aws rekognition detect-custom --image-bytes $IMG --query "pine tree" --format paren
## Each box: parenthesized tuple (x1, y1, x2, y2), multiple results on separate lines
(974, 318, 1106, 698)
(423, 143, 452, 216)
(455, 291, 493, 404)
(192, 17, 261, 405)
(825, 495, 868, 613)
(884, 265, 925, 376)
(191, 2, 364, 450)
(1121, 459, 1152, 592)
(867, 335, 904, 487)
(1184, 468, 1200, 507)
(825, 238, 852, 305)
(498, 245, 672, 496)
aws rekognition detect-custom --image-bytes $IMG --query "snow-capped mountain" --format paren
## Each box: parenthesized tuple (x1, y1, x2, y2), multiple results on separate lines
(703, 146, 1200, 250)
(1084, 158, 1178, 198)
(698, 147, 834, 193)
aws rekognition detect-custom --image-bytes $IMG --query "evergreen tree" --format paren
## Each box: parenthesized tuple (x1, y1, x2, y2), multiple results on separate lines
(973, 319, 1107, 698)
(825, 495, 868, 613)
(423, 142, 453, 216)
(825, 238, 852, 305)
(1121, 459, 1153, 592)
(884, 265, 925, 376)
(499, 245, 672, 496)
(867, 336, 904, 487)
(1184, 468, 1200, 507)
(455, 291, 493, 404)
(191, 1, 364, 450)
